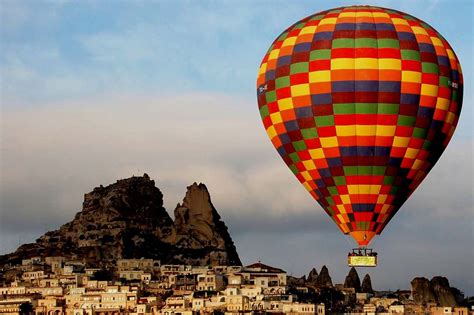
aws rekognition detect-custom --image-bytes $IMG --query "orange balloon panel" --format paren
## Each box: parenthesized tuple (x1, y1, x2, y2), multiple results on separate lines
(256, 6, 463, 246)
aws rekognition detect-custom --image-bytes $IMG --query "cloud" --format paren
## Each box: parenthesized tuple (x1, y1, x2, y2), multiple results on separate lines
(0, 93, 306, 232)
(1, 0, 472, 294)
(0, 92, 327, 230)
(1, 93, 473, 295)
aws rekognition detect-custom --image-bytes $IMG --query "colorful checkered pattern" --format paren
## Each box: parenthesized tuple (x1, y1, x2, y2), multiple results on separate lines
(256, 6, 463, 246)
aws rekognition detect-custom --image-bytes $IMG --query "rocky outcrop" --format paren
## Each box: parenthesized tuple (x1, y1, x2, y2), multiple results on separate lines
(170, 182, 241, 265)
(307, 268, 318, 284)
(431, 277, 457, 307)
(411, 277, 457, 307)
(344, 267, 361, 292)
(412, 277, 436, 305)
(0, 174, 241, 267)
(361, 274, 374, 293)
(316, 265, 333, 288)
(411, 277, 436, 304)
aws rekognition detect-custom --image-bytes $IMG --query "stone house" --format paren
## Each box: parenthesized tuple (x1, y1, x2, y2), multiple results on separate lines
(196, 273, 225, 291)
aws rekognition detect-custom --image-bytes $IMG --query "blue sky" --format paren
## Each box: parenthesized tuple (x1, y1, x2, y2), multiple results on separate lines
(2, 0, 473, 116)
(1, 0, 473, 294)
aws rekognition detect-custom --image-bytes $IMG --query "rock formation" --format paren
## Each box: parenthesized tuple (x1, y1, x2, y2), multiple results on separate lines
(0, 175, 241, 267)
(344, 267, 361, 292)
(412, 277, 436, 305)
(411, 276, 457, 307)
(307, 268, 318, 284)
(361, 274, 374, 293)
(316, 265, 333, 287)
(170, 182, 241, 265)
(431, 277, 457, 307)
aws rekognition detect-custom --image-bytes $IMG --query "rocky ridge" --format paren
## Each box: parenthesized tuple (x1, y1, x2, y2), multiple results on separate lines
(0, 174, 241, 267)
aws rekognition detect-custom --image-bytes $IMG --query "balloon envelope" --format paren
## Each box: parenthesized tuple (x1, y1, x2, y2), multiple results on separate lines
(256, 6, 463, 246)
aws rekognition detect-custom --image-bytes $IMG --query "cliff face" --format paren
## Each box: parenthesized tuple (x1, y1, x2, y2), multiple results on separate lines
(0, 175, 241, 267)
(411, 277, 457, 307)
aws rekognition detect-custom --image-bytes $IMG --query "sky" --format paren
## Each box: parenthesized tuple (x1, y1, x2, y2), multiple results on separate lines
(1, 0, 473, 294)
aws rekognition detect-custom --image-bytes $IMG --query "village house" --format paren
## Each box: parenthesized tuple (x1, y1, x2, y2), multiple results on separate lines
(27, 286, 64, 297)
(9, 259, 468, 315)
(239, 262, 287, 295)
(160, 265, 192, 275)
(159, 295, 193, 315)
(22, 270, 46, 283)
(172, 274, 197, 292)
(35, 297, 64, 315)
(45, 257, 65, 274)
(117, 259, 158, 272)
(119, 270, 149, 282)
(430, 306, 471, 315)
(0, 296, 35, 315)
(196, 272, 225, 291)
(0, 285, 27, 295)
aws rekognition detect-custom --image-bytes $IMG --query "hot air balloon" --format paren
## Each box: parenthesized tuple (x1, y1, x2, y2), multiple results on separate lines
(256, 6, 463, 266)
